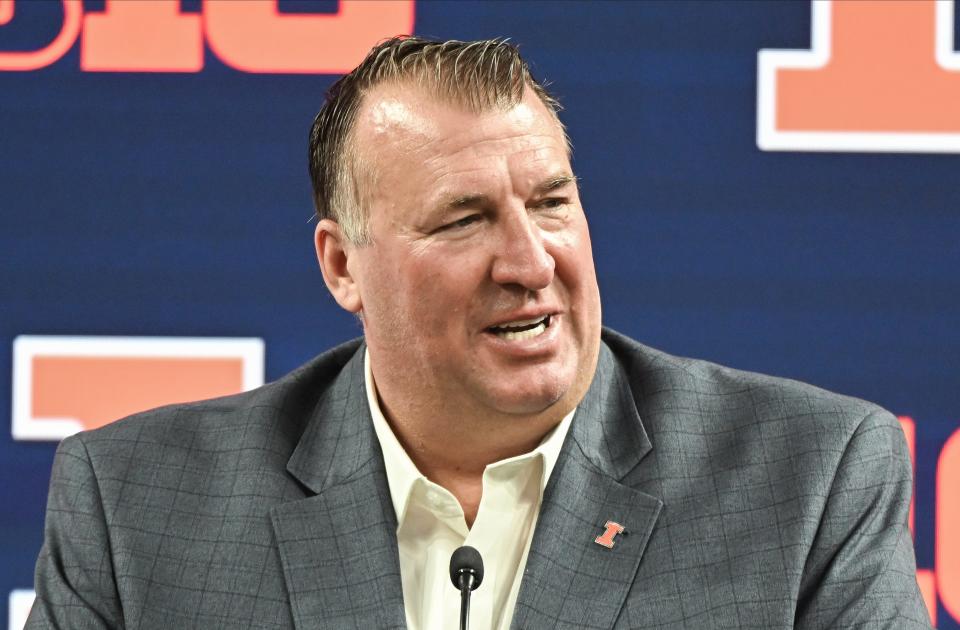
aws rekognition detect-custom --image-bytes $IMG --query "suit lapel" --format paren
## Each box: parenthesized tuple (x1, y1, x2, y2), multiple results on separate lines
(270, 346, 407, 629)
(512, 342, 663, 629)
(268, 338, 661, 629)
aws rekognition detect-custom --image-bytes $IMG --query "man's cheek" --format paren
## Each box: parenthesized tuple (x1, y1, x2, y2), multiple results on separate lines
(406, 287, 458, 340)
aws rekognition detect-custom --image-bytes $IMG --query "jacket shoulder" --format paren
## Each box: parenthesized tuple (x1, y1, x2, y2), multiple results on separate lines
(600, 327, 896, 441)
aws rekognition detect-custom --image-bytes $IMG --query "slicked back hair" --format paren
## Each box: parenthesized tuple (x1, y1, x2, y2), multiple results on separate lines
(308, 36, 567, 245)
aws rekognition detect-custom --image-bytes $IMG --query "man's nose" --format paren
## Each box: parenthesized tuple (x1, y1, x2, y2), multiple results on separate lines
(490, 211, 555, 291)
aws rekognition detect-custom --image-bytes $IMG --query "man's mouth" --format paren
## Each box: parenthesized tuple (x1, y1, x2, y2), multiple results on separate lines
(486, 315, 552, 341)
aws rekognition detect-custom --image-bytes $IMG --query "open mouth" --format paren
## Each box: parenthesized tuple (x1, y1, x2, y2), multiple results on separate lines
(486, 315, 552, 341)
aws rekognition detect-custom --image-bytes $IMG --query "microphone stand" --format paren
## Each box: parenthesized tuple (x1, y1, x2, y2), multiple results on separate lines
(458, 571, 477, 630)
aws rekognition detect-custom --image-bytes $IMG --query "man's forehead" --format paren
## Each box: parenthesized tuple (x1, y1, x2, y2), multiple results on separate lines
(360, 86, 431, 142)
(354, 82, 564, 150)
(351, 82, 572, 216)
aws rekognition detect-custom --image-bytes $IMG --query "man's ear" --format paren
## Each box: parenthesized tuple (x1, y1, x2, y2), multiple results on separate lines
(315, 219, 363, 313)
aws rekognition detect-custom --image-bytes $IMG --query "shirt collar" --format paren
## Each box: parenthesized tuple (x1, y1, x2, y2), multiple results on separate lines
(364, 348, 574, 526)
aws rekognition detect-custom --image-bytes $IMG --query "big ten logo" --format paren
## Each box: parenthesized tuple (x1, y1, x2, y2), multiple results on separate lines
(758, 0, 960, 152)
(0, 0, 415, 73)
(900, 416, 960, 627)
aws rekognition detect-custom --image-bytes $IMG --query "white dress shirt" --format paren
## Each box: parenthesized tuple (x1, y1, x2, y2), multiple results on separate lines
(364, 350, 574, 630)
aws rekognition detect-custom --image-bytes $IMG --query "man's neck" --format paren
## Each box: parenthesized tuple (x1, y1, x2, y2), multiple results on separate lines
(374, 391, 568, 527)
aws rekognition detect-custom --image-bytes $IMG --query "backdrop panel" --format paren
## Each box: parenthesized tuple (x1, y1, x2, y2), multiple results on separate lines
(2, 1, 957, 627)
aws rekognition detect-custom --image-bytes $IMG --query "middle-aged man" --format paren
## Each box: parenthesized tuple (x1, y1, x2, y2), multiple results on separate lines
(28, 37, 931, 629)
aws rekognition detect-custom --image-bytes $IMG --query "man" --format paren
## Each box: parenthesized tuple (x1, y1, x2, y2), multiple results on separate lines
(28, 37, 930, 629)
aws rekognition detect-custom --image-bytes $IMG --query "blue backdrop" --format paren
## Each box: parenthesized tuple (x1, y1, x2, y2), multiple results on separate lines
(2, 1, 958, 627)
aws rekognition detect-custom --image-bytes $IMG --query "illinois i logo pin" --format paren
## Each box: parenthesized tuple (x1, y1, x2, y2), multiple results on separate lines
(594, 521, 625, 548)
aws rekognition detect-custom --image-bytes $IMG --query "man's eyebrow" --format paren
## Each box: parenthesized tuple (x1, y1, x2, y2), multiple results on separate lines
(534, 174, 578, 195)
(435, 175, 578, 213)
(446, 193, 489, 209)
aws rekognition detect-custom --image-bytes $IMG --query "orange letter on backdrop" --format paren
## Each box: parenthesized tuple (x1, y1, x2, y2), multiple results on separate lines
(203, 0, 415, 74)
(1, 0, 415, 74)
(12, 336, 264, 441)
(938, 427, 960, 622)
(0, 0, 82, 71)
(758, 0, 960, 152)
(900, 417, 938, 626)
(81, 0, 202, 72)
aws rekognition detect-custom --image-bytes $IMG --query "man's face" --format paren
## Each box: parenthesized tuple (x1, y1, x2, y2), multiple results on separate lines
(343, 84, 601, 420)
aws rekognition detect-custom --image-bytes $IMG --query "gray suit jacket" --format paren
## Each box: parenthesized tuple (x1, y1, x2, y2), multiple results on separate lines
(28, 328, 930, 629)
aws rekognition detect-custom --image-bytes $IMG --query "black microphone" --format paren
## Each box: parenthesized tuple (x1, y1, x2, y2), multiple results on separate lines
(449, 545, 484, 630)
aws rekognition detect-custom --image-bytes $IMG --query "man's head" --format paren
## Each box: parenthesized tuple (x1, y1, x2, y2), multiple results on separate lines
(312, 37, 601, 431)
(308, 37, 566, 245)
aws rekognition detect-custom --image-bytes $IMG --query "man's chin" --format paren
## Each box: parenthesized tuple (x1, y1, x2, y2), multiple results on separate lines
(465, 355, 582, 417)
(476, 379, 571, 418)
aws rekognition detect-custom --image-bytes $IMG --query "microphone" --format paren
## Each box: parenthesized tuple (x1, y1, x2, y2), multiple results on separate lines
(449, 545, 484, 630)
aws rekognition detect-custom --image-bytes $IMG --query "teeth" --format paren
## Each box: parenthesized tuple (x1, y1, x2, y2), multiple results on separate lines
(495, 320, 547, 341)
(497, 316, 545, 329)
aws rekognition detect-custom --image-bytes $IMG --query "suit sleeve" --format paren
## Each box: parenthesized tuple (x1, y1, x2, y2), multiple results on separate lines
(794, 410, 932, 629)
(26, 434, 124, 629)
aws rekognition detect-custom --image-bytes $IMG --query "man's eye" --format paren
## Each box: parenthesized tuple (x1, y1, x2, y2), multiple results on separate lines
(444, 215, 481, 230)
(538, 198, 567, 210)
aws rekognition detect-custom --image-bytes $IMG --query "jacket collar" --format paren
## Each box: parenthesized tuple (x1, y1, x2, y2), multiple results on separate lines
(511, 338, 663, 629)
(274, 334, 662, 629)
(284, 343, 377, 494)
(571, 337, 654, 480)
(272, 343, 408, 629)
